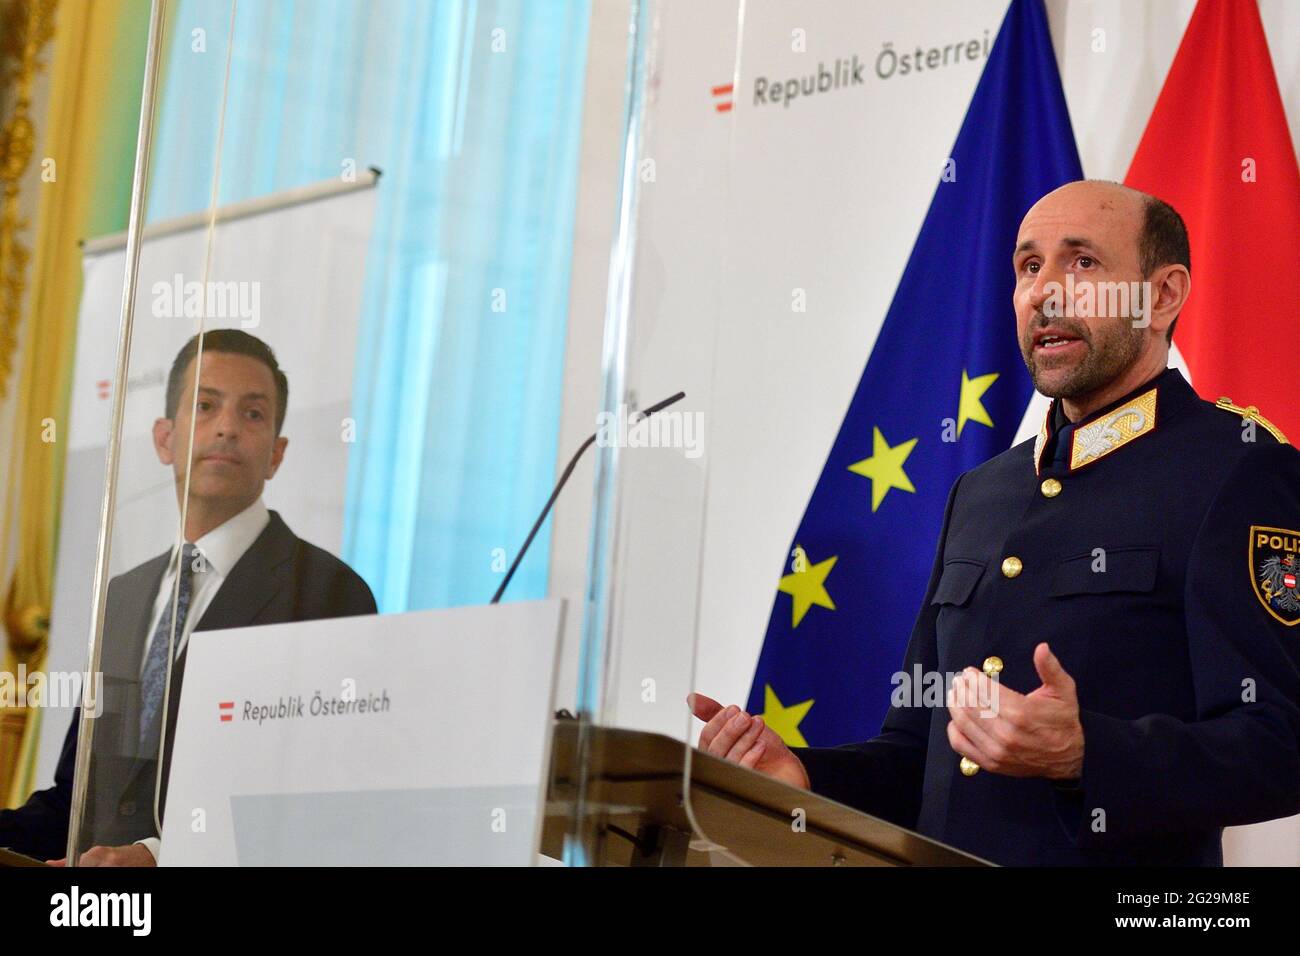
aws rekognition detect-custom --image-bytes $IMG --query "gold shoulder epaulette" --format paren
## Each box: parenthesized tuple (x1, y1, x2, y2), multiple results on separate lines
(1215, 397, 1289, 444)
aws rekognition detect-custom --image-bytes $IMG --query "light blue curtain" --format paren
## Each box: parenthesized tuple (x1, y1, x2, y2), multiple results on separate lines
(148, 0, 592, 610)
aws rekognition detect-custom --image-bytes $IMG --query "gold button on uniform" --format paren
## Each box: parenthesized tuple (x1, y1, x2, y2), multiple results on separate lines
(959, 756, 980, 777)
(1001, 556, 1023, 578)
(1040, 478, 1062, 498)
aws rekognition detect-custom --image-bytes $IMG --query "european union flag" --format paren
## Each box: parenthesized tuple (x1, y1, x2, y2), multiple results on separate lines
(747, 0, 1083, 747)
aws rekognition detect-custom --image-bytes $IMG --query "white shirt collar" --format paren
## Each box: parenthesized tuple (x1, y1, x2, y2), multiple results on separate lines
(185, 497, 271, 576)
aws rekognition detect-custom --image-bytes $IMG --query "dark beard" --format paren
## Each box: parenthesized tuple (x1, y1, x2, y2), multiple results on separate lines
(1021, 316, 1145, 400)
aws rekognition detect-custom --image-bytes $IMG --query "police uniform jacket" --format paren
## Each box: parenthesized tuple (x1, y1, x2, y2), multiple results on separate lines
(797, 367, 1300, 865)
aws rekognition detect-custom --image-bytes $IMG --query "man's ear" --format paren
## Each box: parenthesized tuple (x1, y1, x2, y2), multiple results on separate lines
(153, 418, 175, 465)
(1148, 264, 1191, 337)
(265, 435, 288, 480)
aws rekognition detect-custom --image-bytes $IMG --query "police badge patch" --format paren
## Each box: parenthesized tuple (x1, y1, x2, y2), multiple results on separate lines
(1250, 526, 1300, 626)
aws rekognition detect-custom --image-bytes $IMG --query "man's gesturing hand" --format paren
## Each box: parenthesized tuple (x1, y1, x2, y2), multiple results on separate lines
(689, 693, 811, 790)
(946, 642, 1084, 780)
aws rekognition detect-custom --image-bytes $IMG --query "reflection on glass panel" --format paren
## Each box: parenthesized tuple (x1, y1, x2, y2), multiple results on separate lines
(61, 0, 594, 865)
(149, 0, 593, 611)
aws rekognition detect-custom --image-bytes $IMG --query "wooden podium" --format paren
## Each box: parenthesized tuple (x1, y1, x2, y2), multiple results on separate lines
(0, 847, 45, 868)
(542, 719, 990, 867)
(7, 717, 990, 867)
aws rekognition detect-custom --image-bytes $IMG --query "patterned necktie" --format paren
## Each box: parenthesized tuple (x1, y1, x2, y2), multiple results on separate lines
(139, 542, 199, 753)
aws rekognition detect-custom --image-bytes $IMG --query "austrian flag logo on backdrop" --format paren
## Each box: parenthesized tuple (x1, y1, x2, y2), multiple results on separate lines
(1250, 526, 1300, 626)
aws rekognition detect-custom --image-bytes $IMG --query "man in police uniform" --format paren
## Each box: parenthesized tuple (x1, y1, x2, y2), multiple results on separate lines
(690, 180, 1300, 865)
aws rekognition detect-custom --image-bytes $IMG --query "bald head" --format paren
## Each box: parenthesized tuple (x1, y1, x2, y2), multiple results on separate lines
(1031, 180, 1147, 224)
(1016, 180, 1191, 334)
(1011, 179, 1192, 420)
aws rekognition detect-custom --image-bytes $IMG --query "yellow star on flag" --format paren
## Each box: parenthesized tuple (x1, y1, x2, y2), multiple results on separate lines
(761, 684, 814, 748)
(777, 546, 837, 628)
(847, 426, 918, 511)
(956, 369, 999, 437)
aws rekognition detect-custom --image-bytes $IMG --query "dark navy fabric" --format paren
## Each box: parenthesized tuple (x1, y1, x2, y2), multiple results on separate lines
(799, 369, 1300, 865)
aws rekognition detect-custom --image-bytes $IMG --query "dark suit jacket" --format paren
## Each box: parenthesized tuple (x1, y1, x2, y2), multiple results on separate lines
(0, 510, 376, 860)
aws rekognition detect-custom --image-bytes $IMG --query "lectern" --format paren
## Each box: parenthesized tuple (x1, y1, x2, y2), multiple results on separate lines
(0, 847, 44, 868)
(543, 720, 990, 866)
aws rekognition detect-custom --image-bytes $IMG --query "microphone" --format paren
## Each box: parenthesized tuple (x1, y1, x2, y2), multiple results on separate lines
(490, 391, 687, 604)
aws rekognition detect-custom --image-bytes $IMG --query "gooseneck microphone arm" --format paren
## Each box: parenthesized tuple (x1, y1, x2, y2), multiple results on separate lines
(490, 391, 686, 604)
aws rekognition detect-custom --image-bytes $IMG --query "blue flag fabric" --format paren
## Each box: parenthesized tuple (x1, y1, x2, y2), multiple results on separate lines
(746, 0, 1083, 747)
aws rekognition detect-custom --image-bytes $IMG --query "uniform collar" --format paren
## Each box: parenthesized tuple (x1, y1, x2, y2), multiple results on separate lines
(1033, 367, 1196, 475)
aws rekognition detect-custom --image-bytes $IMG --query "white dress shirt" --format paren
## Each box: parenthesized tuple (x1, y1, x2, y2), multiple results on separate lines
(138, 497, 270, 674)
(136, 497, 270, 862)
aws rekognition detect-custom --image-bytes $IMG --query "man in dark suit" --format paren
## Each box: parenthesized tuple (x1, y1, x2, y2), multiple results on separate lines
(691, 181, 1300, 865)
(0, 329, 375, 865)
